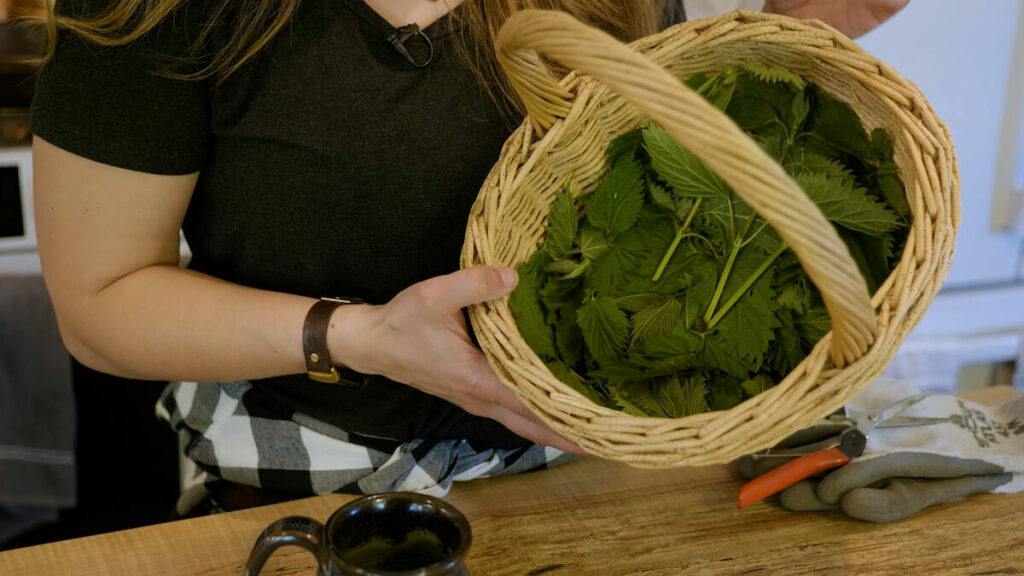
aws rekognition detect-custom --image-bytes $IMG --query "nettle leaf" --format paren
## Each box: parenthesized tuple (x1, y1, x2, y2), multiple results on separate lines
(653, 374, 708, 418)
(792, 151, 855, 181)
(795, 171, 901, 235)
(509, 251, 558, 361)
(647, 177, 676, 214)
(588, 156, 645, 234)
(726, 72, 799, 131)
(608, 129, 644, 164)
(615, 292, 665, 313)
(546, 360, 603, 405)
(767, 307, 805, 376)
(632, 321, 704, 365)
(802, 89, 875, 161)
(707, 372, 746, 411)
(741, 374, 774, 397)
(707, 253, 779, 373)
(609, 382, 665, 417)
(741, 62, 807, 91)
(791, 90, 810, 134)
(590, 228, 647, 298)
(579, 224, 612, 261)
(795, 306, 831, 351)
(875, 161, 910, 220)
(544, 189, 577, 259)
(685, 256, 721, 329)
(775, 282, 808, 314)
(577, 297, 630, 365)
(870, 127, 894, 159)
(643, 125, 730, 198)
(555, 310, 584, 368)
(842, 230, 896, 295)
(630, 295, 683, 345)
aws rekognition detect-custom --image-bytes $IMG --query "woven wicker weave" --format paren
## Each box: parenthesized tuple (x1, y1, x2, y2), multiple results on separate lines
(460, 9, 959, 467)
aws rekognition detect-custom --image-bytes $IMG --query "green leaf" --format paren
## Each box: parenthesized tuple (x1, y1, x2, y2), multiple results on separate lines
(643, 125, 730, 198)
(609, 381, 666, 417)
(741, 62, 807, 91)
(577, 297, 630, 365)
(767, 307, 806, 376)
(842, 230, 896, 295)
(589, 228, 647, 298)
(544, 189, 578, 259)
(791, 90, 810, 135)
(684, 256, 720, 329)
(792, 152, 855, 181)
(795, 306, 831, 351)
(615, 292, 665, 313)
(875, 161, 910, 220)
(801, 88, 875, 161)
(654, 374, 710, 418)
(741, 374, 774, 397)
(509, 251, 558, 361)
(870, 127, 894, 160)
(630, 295, 683, 344)
(726, 72, 799, 131)
(587, 156, 645, 234)
(707, 372, 746, 411)
(608, 129, 644, 164)
(701, 333, 753, 379)
(795, 171, 901, 235)
(579, 224, 612, 261)
(546, 361, 604, 405)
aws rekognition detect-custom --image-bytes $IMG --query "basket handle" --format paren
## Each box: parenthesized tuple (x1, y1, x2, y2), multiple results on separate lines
(495, 10, 878, 366)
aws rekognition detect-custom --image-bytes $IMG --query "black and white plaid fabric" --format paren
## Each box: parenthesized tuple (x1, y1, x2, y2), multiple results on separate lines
(156, 381, 573, 515)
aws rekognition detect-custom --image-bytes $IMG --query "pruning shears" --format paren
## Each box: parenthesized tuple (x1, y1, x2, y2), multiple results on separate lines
(737, 393, 937, 509)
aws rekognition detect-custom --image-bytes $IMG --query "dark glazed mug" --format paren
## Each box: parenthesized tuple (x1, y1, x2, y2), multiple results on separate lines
(242, 492, 472, 576)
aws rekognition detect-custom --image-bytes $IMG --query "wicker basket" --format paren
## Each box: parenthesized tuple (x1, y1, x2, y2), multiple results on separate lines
(460, 9, 959, 467)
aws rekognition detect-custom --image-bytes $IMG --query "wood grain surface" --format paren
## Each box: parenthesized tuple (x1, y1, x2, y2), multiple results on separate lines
(2, 387, 1021, 576)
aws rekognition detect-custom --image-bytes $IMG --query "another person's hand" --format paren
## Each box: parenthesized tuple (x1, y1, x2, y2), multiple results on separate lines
(331, 266, 584, 454)
(762, 0, 910, 39)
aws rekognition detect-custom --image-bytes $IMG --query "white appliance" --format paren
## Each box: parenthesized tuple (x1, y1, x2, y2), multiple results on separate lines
(0, 144, 38, 275)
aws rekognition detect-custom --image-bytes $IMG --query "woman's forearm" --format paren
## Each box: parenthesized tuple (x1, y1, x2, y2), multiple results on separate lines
(64, 263, 317, 382)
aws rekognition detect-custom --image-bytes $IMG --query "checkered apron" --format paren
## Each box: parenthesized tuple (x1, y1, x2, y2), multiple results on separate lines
(156, 381, 573, 515)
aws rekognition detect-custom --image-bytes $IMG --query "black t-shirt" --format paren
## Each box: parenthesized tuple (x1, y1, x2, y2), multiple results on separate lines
(32, 0, 685, 448)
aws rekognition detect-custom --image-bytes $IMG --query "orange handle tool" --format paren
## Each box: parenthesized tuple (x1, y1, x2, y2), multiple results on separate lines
(737, 448, 851, 509)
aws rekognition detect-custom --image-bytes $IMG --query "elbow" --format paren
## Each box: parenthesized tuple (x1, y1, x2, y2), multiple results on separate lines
(50, 304, 141, 380)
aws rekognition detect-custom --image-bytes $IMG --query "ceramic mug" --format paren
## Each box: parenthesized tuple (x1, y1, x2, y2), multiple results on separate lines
(242, 492, 472, 576)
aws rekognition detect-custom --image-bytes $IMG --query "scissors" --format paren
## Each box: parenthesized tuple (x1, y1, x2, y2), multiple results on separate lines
(737, 393, 939, 509)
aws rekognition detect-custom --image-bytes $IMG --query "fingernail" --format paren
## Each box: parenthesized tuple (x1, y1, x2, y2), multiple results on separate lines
(499, 268, 518, 289)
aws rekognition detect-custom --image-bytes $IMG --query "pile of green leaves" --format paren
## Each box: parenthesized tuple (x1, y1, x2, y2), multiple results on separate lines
(509, 63, 910, 418)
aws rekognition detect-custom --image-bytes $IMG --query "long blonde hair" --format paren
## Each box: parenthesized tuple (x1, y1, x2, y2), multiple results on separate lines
(39, 0, 665, 102)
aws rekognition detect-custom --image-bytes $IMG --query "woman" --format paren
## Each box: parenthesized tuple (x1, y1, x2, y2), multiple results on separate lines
(31, 0, 907, 514)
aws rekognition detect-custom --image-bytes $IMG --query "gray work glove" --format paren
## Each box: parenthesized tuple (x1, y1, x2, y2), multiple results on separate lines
(738, 378, 1024, 523)
(740, 451, 1013, 523)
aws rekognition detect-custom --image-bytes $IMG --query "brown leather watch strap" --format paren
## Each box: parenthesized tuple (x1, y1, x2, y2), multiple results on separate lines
(302, 297, 364, 383)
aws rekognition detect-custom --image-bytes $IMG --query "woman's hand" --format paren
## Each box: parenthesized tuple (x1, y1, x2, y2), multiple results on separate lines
(763, 0, 910, 39)
(331, 266, 584, 454)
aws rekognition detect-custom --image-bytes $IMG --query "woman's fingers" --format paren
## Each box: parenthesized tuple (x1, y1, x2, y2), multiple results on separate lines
(487, 404, 585, 455)
(416, 266, 518, 315)
(459, 354, 585, 454)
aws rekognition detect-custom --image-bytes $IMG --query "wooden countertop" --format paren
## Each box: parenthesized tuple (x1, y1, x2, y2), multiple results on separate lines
(2, 387, 1021, 575)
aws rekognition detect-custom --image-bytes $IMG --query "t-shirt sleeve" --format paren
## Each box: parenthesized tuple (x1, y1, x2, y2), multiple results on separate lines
(30, 0, 211, 175)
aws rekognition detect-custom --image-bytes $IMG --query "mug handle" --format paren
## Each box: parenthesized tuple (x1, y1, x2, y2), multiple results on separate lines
(242, 516, 330, 576)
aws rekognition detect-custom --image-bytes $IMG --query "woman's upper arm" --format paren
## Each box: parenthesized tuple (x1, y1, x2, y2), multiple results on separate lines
(33, 136, 198, 340)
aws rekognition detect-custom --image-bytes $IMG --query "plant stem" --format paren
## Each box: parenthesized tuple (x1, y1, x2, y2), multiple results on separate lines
(703, 211, 758, 323)
(706, 242, 789, 330)
(703, 242, 740, 324)
(652, 198, 703, 282)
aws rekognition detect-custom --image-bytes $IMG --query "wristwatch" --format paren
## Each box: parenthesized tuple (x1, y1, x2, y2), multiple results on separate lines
(302, 296, 365, 383)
